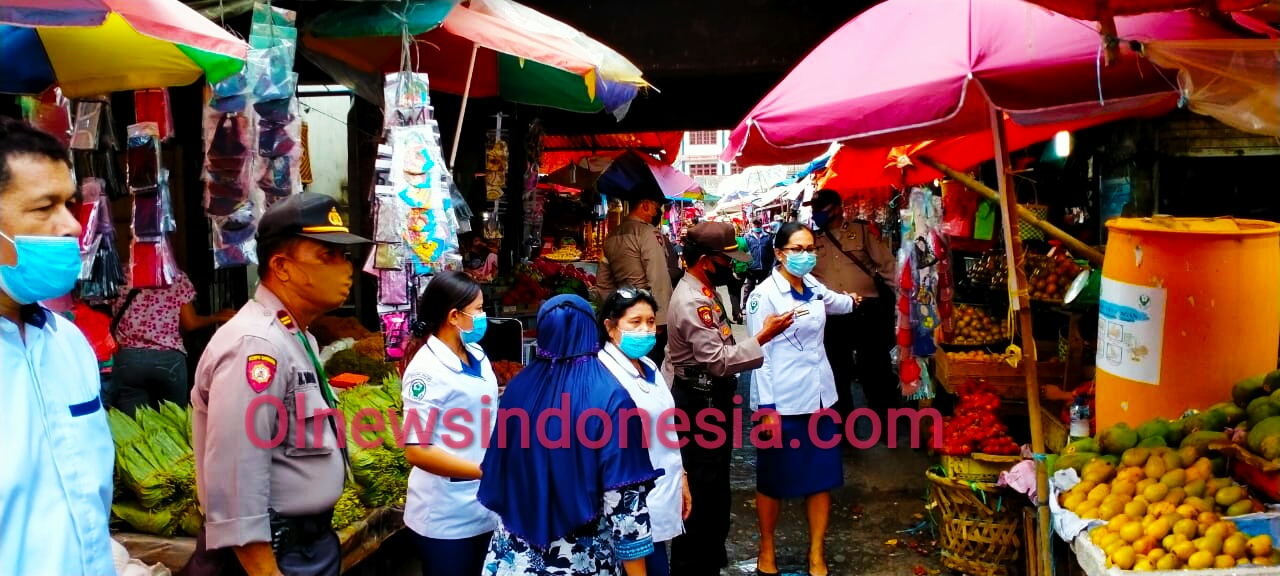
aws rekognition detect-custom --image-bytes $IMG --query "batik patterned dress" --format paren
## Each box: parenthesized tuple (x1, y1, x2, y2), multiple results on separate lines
(483, 485, 653, 575)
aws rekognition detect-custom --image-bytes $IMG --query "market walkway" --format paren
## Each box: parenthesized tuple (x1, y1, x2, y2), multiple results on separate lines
(719, 298, 944, 576)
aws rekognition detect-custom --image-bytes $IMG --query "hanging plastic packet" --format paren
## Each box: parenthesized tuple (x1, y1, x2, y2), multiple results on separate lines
(126, 122, 162, 191)
(253, 86, 297, 122)
(257, 117, 298, 158)
(374, 243, 404, 270)
(247, 46, 294, 97)
(249, 23, 297, 52)
(383, 72, 432, 129)
(378, 269, 410, 306)
(131, 186, 164, 240)
(252, 0, 296, 27)
(20, 89, 72, 147)
(374, 194, 406, 243)
(382, 312, 410, 361)
(70, 100, 104, 150)
(134, 89, 174, 141)
(76, 178, 105, 255)
(211, 200, 258, 269)
(80, 230, 125, 302)
(131, 239, 173, 288)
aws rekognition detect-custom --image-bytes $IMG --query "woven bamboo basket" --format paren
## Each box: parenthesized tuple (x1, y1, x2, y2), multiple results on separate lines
(927, 470, 1023, 576)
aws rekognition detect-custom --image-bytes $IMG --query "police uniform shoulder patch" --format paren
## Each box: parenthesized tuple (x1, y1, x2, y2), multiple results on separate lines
(721, 325, 732, 337)
(701, 286, 714, 298)
(697, 306, 715, 328)
(714, 304, 722, 315)
(246, 354, 278, 393)
(408, 377, 430, 401)
(276, 310, 294, 330)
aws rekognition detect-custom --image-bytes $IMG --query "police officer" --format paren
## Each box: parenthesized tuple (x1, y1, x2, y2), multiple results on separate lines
(810, 189, 898, 425)
(186, 193, 370, 576)
(662, 222, 793, 575)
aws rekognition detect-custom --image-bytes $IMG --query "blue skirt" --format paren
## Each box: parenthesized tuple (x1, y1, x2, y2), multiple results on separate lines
(412, 530, 493, 576)
(756, 414, 843, 499)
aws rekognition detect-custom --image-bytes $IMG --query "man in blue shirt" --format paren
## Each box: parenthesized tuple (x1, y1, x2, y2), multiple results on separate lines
(0, 118, 116, 575)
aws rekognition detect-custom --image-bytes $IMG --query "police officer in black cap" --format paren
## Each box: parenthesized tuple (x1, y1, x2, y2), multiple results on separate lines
(186, 193, 370, 576)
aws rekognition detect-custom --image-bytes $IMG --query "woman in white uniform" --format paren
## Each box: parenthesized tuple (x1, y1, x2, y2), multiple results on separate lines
(745, 222, 859, 576)
(596, 285, 692, 576)
(400, 271, 499, 576)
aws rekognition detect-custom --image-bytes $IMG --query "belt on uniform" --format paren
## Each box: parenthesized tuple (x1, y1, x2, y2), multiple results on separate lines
(268, 508, 334, 553)
(672, 369, 735, 395)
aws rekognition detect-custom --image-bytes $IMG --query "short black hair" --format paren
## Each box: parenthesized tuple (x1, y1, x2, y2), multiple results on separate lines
(811, 189, 842, 211)
(415, 270, 481, 336)
(596, 284, 659, 344)
(773, 222, 812, 251)
(682, 243, 706, 268)
(0, 118, 71, 195)
(256, 235, 303, 279)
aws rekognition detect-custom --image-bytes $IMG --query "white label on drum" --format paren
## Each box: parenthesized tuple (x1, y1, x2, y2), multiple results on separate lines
(1096, 277, 1166, 385)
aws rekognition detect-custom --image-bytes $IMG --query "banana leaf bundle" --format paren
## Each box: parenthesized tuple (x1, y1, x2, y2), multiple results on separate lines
(331, 482, 367, 530)
(112, 500, 180, 537)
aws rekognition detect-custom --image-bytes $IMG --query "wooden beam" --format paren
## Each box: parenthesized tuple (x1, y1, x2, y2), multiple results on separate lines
(989, 102, 1052, 576)
(915, 156, 1105, 267)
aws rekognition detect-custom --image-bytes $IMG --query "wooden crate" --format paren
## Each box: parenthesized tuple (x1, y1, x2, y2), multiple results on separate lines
(935, 353, 1067, 399)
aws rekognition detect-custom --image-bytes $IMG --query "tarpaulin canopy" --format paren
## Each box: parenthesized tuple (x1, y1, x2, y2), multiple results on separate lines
(0, 0, 247, 97)
(1142, 38, 1280, 136)
(722, 0, 1239, 167)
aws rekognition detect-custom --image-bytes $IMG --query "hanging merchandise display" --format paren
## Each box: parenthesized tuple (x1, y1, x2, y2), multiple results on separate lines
(201, 1, 303, 269)
(893, 187, 953, 400)
(69, 97, 127, 200)
(523, 119, 546, 255)
(372, 71, 462, 361)
(126, 123, 177, 289)
(486, 137, 509, 201)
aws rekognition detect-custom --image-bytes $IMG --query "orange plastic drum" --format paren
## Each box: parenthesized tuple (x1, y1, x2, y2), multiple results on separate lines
(1095, 217, 1280, 429)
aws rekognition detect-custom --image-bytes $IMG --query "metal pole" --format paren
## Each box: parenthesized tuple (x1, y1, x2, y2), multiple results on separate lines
(990, 103, 1053, 576)
(449, 42, 480, 168)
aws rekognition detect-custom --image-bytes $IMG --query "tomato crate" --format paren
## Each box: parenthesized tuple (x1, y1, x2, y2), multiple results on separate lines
(934, 353, 1066, 399)
(940, 453, 1023, 483)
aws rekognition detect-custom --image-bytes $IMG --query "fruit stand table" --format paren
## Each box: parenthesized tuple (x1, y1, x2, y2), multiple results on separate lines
(114, 506, 405, 574)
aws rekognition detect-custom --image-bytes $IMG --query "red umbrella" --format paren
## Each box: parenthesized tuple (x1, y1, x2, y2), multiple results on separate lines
(721, 0, 1239, 166)
(817, 95, 1177, 190)
(1019, 0, 1267, 20)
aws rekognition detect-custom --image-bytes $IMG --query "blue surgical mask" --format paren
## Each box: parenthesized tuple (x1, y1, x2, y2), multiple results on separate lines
(617, 329, 657, 359)
(812, 209, 833, 230)
(0, 231, 83, 305)
(785, 252, 818, 277)
(460, 311, 488, 344)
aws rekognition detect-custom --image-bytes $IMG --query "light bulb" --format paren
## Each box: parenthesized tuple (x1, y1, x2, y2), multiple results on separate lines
(1054, 131, 1072, 158)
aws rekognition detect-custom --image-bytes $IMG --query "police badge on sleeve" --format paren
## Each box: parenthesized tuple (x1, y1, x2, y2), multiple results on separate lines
(246, 355, 278, 393)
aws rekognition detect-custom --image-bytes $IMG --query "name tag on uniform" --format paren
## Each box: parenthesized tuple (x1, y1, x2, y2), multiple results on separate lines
(299, 372, 319, 386)
(69, 395, 102, 417)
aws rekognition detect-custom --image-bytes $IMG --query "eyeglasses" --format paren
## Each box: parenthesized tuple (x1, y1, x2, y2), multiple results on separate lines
(616, 287, 652, 300)
(781, 246, 817, 254)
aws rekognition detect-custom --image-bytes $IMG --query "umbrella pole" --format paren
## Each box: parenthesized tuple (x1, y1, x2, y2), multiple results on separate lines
(449, 42, 480, 168)
(915, 156, 1104, 267)
(988, 103, 1052, 576)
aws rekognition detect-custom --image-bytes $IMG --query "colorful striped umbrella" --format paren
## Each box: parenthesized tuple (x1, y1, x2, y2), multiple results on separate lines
(0, 0, 248, 98)
(302, 0, 648, 117)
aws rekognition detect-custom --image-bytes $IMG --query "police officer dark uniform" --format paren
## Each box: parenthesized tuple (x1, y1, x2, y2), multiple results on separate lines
(186, 193, 370, 576)
(662, 222, 794, 575)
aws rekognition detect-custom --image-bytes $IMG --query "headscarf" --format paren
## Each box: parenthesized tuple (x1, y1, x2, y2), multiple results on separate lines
(477, 295, 660, 549)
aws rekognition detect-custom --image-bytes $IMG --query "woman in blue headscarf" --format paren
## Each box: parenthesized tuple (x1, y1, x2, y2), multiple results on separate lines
(478, 295, 662, 576)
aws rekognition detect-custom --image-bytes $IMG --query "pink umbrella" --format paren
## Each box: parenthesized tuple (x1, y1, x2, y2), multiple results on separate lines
(721, 0, 1239, 166)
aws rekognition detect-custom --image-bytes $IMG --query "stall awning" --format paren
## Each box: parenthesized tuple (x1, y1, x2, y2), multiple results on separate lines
(751, 185, 789, 207)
